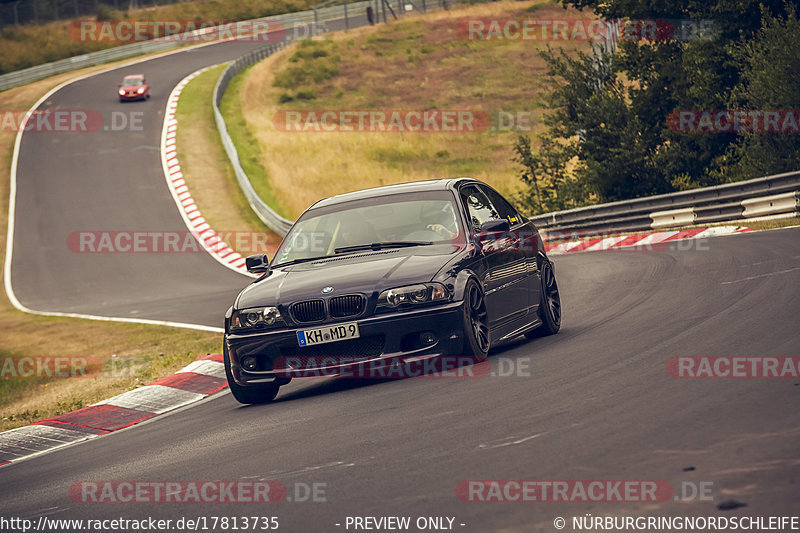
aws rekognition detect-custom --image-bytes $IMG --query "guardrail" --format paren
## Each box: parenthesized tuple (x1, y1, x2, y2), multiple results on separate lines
(208, 11, 798, 239)
(532, 171, 800, 237)
(0, 2, 371, 92)
(0, 40, 180, 92)
(212, 1, 375, 236)
(212, 41, 296, 236)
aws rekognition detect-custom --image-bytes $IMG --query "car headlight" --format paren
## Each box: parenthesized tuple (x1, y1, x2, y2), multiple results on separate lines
(230, 306, 282, 331)
(378, 283, 448, 309)
(137, 87, 145, 94)
(118, 89, 126, 95)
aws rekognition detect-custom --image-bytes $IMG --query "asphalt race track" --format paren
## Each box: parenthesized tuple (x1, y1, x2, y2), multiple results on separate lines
(4, 225, 800, 530)
(4, 20, 800, 533)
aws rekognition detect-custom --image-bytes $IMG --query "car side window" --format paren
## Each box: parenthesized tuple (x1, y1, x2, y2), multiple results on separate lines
(460, 185, 500, 230)
(480, 186, 521, 226)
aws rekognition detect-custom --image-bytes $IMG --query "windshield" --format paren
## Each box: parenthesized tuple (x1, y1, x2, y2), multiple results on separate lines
(122, 77, 144, 87)
(272, 191, 464, 267)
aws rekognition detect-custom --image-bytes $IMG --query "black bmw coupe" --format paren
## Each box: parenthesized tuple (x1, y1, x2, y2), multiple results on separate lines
(224, 178, 561, 403)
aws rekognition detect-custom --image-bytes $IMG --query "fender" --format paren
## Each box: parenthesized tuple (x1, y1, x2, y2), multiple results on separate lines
(452, 269, 482, 302)
(536, 232, 553, 275)
(224, 306, 233, 332)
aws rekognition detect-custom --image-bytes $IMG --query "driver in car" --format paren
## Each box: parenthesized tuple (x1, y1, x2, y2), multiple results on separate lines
(336, 218, 378, 248)
(424, 202, 459, 240)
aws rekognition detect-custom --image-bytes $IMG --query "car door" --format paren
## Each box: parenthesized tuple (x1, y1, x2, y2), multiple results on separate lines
(479, 184, 542, 314)
(458, 184, 530, 327)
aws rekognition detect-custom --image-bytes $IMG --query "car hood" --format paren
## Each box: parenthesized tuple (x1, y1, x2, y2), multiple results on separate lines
(235, 247, 459, 309)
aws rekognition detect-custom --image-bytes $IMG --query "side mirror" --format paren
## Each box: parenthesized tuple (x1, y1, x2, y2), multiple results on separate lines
(475, 219, 511, 251)
(245, 254, 270, 274)
(479, 219, 510, 233)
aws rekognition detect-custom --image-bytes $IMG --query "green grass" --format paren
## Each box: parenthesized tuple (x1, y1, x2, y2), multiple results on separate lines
(0, 0, 312, 75)
(221, 64, 290, 219)
(175, 64, 270, 232)
(273, 39, 341, 99)
(0, 323, 221, 432)
(731, 216, 800, 232)
(228, 0, 579, 217)
(174, 66, 225, 114)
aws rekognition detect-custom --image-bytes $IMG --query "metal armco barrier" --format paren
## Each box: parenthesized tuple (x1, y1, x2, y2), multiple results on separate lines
(650, 207, 696, 229)
(211, 0, 417, 236)
(741, 191, 800, 218)
(212, 41, 297, 236)
(0, 2, 372, 91)
(10, 2, 794, 240)
(532, 170, 800, 237)
(0, 40, 179, 91)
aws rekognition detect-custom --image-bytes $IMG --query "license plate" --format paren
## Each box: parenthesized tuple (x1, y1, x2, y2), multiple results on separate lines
(297, 322, 360, 347)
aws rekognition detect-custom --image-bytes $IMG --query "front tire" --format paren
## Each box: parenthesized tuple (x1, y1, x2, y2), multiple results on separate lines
(461, 278, 490, 360)
(526, 259, 561, 338)
(223, 344, 280, 404)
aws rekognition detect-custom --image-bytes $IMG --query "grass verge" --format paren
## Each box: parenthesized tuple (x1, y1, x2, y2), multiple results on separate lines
(220, 65, 291, 219)
(730, 216, 800, 232)
(0, 0, 312, 75)
(233, 0, 592, 218)
(174, 64, 282, 256)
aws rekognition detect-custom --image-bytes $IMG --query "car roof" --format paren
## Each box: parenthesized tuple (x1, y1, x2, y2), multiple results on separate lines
(311, 178, 480, 208)
(123, 74, 144, 79)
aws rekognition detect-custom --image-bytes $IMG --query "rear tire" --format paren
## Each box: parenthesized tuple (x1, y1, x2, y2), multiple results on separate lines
(525, 259, 561, 338)
(223, 344, 280, 404)
(461, 278, 490, 361)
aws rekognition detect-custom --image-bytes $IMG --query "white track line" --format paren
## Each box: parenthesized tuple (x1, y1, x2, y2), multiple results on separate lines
(4, 40, 255, 333)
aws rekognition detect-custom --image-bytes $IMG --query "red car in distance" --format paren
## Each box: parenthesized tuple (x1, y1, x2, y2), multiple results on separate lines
(118, 74, 150, 102)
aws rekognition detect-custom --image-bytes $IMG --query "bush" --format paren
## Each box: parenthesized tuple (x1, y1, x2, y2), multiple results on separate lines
(295, 88, 316, 100)
(273, 39, 340, 98)
(96, 4, 124, 21)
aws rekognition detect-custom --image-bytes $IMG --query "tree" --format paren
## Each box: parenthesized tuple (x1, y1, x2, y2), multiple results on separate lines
(726, 7, 800, 179)
(515, 0, 800, 214)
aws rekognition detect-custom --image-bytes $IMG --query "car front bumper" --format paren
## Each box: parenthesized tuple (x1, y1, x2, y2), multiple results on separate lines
(119, 92, 146, 101)
(226, 301, 467, 385)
